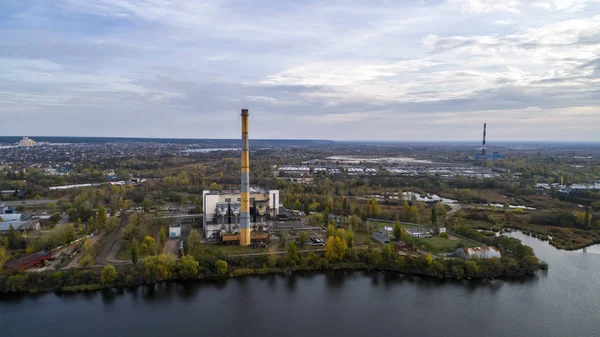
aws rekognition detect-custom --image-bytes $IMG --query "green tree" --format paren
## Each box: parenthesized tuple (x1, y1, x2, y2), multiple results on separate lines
(393, 220, 402, 241)
(97, 204, 107, 228)
(186, 230, 202, 258)
(0, 246, 8, 266)
(346, 229, 355, 248)
(383, 243, 393, 259)
(464, 260, 480, 278)
(431, 206, 438, 225)
(100, 264, 118, 285)
(143, 198, 152, 213)
(78, 254, 94, 267)
(131, 238, 139, 264)
(159, 228, 167, 247)
(451, 265, 465, 279)
(215, 260, 228, 277)
(287, 242, 299, 266)
(179, 254, 200, 279)
(298, 231, 308, 248)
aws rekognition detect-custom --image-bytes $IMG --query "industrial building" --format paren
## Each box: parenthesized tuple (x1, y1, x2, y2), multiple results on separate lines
(18, 137, 36, 147)
(202, 109, 278, 246)
(169, 222, 181, 238)
(406, 227, 432, 238)
(455, 246, 501, 260)
(3, 251, 54, 270)
(372, 230, 391, 244)
(202, 188, 279, 242)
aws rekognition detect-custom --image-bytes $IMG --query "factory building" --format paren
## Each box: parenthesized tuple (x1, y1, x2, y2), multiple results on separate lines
(455, 246, 501, 260)
(372, 230, 391, 244)
(202, 188, 279, 242)
(18, 137, 36, 147)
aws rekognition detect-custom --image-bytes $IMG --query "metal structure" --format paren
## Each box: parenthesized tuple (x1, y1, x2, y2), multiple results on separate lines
(240, 109, 251, 246)
(482, 123, 487, 157)
(475, 123, 504, 160)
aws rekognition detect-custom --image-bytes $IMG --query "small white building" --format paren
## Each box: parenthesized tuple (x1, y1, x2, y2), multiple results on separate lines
(406, 227, 432, 238)
(169, 224, 181, 238)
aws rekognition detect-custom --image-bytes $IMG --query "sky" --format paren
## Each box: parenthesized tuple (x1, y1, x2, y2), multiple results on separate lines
(1, 0, 599, 141)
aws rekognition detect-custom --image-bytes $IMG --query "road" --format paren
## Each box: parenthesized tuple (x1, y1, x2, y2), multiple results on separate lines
(1, 199, 58, 206)
(164, 238, 180, 255)
(64, 234, 103, 269)
(105, 239, 130, 265)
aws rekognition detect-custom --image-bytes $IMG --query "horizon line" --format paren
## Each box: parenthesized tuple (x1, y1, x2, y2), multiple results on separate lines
(1, 135, 600, 143)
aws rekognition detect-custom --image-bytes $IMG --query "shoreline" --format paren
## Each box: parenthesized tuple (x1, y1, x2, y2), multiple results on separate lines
(0, 258, 544, 296)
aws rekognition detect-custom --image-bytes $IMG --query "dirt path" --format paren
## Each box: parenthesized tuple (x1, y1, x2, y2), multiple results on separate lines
(105, 239, 131, 265)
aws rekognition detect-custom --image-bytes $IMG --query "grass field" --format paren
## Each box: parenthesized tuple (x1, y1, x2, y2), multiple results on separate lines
(115, 241, 132, 261)
(354, 232, 375, 246)
(413, 236, 478, 254)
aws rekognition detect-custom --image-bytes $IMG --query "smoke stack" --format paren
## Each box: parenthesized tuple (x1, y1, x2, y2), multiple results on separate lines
(240, 109, 251, 246)
(482, 123, 487, 156)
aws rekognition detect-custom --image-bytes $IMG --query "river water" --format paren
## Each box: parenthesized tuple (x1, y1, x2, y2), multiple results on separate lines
(1, 232, 599, 337)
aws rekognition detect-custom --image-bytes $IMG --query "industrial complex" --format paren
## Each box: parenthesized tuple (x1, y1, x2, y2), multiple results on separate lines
(201, 109, 281, 246)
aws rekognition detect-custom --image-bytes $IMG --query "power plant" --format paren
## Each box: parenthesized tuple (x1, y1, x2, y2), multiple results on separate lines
(475, 123, 504, 160)
(202, 109, 296, 245)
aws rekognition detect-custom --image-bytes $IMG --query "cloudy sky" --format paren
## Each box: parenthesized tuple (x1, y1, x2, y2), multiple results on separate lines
(1, 0, 599, 141)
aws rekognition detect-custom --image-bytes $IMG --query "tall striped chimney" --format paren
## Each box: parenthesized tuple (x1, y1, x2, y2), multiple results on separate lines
(240, 109, 251, 246)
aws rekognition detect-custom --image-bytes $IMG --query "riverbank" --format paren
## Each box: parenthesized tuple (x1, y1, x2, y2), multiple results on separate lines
(504, 225, 600, 250)
(0, 243, 543, 294)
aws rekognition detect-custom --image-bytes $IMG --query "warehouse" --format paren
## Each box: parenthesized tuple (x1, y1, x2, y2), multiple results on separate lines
(455, 246, 501, 260)
(3, 251, 54, 270)
(372, 230, 390, 244)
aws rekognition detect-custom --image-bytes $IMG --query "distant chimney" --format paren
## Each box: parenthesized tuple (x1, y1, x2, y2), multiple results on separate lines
(482, 123, 487, 156)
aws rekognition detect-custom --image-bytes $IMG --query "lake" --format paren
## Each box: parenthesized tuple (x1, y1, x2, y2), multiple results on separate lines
(1, 232, 599, 337)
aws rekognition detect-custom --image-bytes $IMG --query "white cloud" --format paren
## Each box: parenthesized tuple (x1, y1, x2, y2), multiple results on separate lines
(532, 0, 600, 12)
(447, 0, 520, 13)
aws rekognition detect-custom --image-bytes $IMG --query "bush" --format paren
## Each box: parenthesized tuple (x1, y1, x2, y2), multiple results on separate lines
(215, 260, 228, 277)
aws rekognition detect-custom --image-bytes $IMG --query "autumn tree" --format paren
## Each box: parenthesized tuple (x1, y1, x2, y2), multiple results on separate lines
(100, 264, 118, 285)
(179, 254, 200, 279)
(215, 260, 228, 277)
(143, 236, 156, 256)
